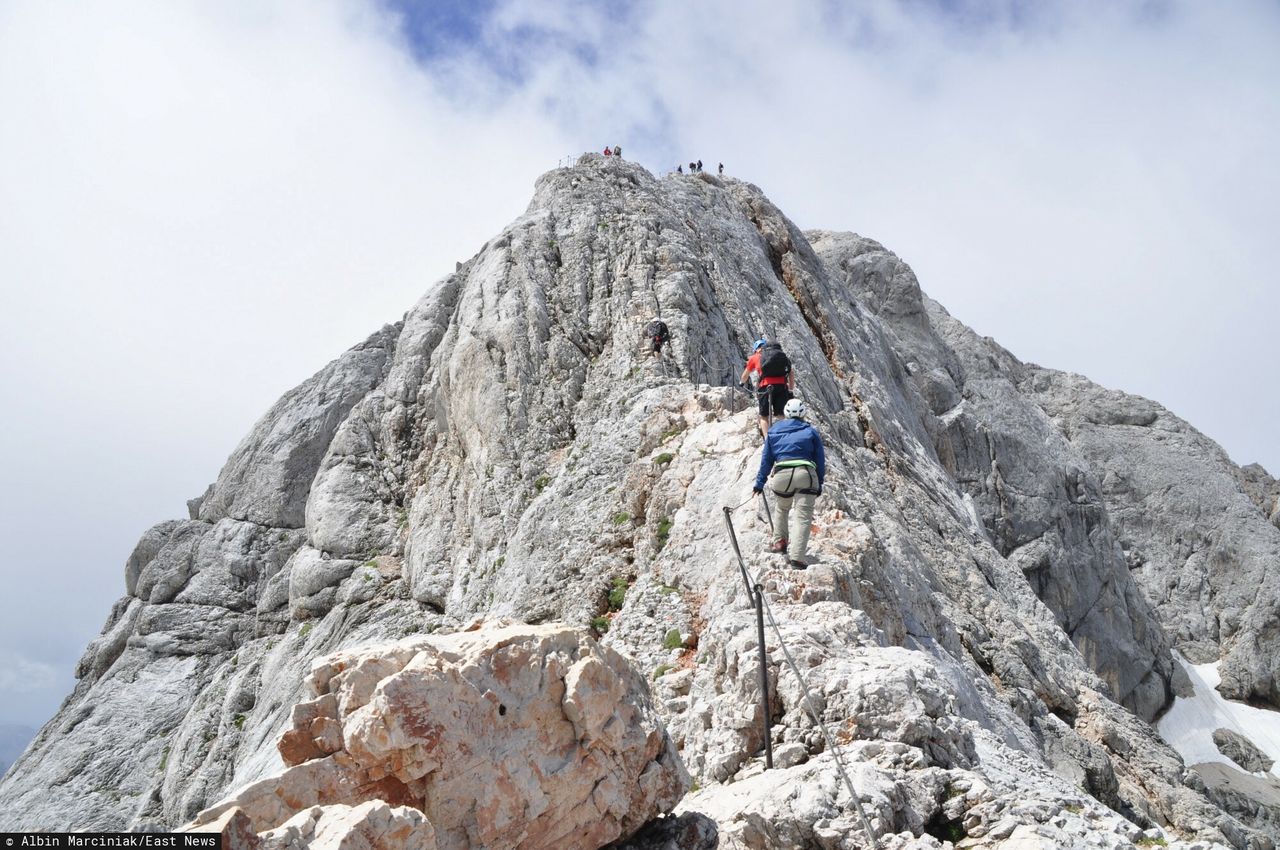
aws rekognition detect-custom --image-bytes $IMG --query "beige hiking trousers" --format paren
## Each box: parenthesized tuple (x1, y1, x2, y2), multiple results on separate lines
(769, 465, 817, 561)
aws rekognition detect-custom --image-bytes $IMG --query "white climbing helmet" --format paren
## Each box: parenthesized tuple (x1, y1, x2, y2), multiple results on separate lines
(784, 398, 806, 419)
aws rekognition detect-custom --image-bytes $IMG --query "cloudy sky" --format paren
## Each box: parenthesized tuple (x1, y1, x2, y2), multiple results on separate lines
(1, 0, 1276, 731)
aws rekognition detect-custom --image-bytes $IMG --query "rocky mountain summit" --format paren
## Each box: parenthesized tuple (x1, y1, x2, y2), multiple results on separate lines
(2, 154, 1278, 848)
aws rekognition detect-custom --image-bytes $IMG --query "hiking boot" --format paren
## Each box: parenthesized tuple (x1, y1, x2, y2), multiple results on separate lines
(788, 559, 807, 570)
(769, 538, 788, 554)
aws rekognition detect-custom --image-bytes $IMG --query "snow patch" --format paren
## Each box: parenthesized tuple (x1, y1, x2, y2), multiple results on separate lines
(1157, 653, 1280, 778)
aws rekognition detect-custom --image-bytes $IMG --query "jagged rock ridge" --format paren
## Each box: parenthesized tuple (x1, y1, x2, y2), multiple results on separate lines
(1, 154, 1277, 848)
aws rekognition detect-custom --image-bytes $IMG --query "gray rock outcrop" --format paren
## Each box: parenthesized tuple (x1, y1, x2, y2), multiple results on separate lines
(1192, 763, 1280, 841)
(1237, 464, 1280, 528)
(1020, 371, 1280, 709)
(1215, 729, 1276, 775)
(196, 327, 399, 530)
(809, 230, 1176, 722)
(1, 155, 1276, 848)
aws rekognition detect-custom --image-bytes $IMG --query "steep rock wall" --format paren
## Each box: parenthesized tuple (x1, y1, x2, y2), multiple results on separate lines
(809, 231, 1176, 722)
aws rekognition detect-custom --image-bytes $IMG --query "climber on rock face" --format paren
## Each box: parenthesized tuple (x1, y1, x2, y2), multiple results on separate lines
(741, 338, 793, 439)
(604, 146, 612, 156)
(754, 398, 824, 569)
(740, 337, 768, 391)
(645, 318, 671, 358)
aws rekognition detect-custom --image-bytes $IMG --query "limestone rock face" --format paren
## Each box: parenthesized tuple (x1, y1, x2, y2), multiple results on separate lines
(2, 155, 1277, 848)
(1237, 464, 1280, 526)
(1021, 370, 1280, 709)
(192, 622, 686, 850)
(809, 230, 1175, 723)
(197, 327, 399, 530)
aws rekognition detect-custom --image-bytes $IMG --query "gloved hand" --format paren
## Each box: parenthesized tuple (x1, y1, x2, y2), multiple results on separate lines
(752, 487, 763, 495)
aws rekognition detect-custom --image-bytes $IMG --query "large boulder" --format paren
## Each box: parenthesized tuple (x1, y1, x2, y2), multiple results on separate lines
(190, 621, 688, 850)
(1214, 728, 1275, 775)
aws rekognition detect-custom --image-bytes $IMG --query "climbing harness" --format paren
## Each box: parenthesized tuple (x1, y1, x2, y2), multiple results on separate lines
(722, 506, 880, 849)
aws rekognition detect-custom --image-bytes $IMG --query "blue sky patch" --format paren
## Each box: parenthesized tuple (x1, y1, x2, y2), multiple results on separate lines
(380, 0, 498, 62)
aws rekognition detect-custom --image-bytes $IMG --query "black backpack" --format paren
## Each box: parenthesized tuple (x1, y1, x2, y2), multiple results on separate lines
(646, 320, 669, 341)
(759, 343, 790, 378)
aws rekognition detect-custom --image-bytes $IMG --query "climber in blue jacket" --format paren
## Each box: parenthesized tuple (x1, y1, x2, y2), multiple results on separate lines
(753, 398, 825, 569)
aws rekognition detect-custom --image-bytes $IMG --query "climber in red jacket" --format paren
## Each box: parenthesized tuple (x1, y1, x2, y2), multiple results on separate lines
(740, 338, 793, 440)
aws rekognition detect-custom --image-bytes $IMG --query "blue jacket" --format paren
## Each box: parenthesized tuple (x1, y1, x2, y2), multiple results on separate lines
(755, 418, 825, 490)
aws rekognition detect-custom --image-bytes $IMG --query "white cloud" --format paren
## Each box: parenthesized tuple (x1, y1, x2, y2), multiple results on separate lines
(1, 0, 1277, 729)
(0, 651, 59, 695)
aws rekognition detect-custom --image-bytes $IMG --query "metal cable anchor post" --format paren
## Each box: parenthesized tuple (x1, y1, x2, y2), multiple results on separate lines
(753, 580, 774, 770)
(722, 506, 773, 770)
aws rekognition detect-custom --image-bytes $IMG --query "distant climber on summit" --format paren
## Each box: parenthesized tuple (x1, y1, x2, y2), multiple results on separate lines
(614, 145, 622, 158)
(677, 164, 683, 174)
(604, 146, 613, 156)
(741, 338, 793, 439)
(718, 163, 724, 175)
(645, 318, 671, 358)
(754, 398, 824, 569)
